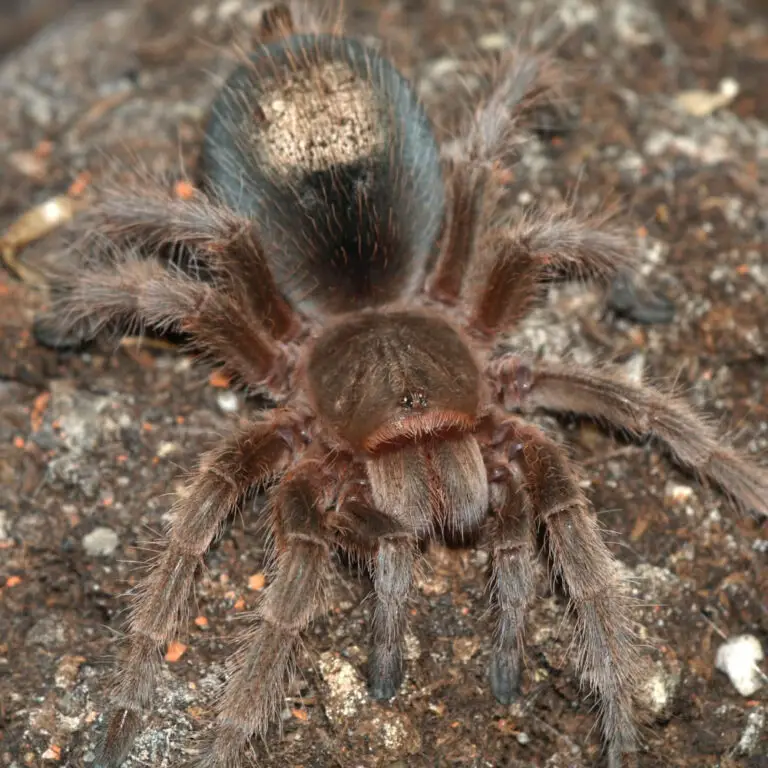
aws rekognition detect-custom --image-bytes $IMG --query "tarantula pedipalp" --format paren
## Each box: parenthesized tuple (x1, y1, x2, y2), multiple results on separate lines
(43, 4, 768, 768)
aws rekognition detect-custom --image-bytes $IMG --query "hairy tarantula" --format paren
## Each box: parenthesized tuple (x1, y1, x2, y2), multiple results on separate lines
(43, 3, 767, 767)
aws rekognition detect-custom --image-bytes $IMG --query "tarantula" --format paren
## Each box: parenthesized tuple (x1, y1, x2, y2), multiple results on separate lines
(43, 3, 767, 767)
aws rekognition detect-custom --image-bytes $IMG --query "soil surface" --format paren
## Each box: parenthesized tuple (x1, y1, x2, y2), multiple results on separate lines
(1, 1, 767, 767)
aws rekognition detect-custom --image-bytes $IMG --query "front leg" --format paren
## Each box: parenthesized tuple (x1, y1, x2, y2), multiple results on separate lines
(465, 211, 637, 335)
(199, 456, 336, 768)
(491, 355, 768, 517)
(484, 456, 537, 704)
(332, 475, 419, 700)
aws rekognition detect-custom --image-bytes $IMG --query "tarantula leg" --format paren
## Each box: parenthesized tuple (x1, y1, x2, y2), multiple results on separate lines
(80, 183, 298, 339)
(493, 356, 768, 517)
(428, 50, 557, 303)
(199, 459, 335, 768)
(371, 537, 418, 698)
(333, 484, 418, 700)
(97, 418, 297, 768)
(485, 461, 536, 704)
(428, 160, 492, 303)
(55, 256, 292, 395)
(467, 211, 636, 335)
(500, 418, 641, 767)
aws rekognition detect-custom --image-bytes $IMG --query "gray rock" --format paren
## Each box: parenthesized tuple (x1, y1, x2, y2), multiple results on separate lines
(82, 525, 119, 557)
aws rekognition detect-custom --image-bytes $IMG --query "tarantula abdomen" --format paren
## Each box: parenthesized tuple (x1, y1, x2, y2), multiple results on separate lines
(202, 33, 445, 316)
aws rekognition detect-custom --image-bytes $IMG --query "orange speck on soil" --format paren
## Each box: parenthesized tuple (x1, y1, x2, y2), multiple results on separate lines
(165, 641, 188, 662)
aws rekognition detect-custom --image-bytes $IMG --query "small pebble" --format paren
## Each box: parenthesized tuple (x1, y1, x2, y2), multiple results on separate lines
(54, 655, 85, 689)
(477, 32, 510, 51)
(675, 78, 740, 117)
(248, 572, 266, 591)
(715, 634, 765, 696)
(318, 653, 367, 721)
(620, 353, 645, 385)
(639, 660, 681, 719)
(452, 636, 481, 664)
(191, 5, 211, 26)
(516, 731, 530, 745)
(664, 481, 694, 506)
(423, 57, 461, 81)
(217, 0, 242, 20)
(404, 631, 421, 662)
(216, 391, 239, 414)
(471, 549, 489, 567)
(82, 526, 119, 557)
(157, 441, 177, 457)
(41, 745, 62, 761)
(736, 706, 765, 755)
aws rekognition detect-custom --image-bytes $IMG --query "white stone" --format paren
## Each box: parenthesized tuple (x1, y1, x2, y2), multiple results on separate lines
(477, 33, 510, 52)
(318, 653, 366, 721)
(736, 706, 765, 755)
(640, 660, 681, 718)
(217, 0, 242, 21)
(157, 441, 178, 457)
(664, 481, 694, 505)
(83, 527, 119, 557)
(715, 635, 765, 697)
(216, 391, 239, 414)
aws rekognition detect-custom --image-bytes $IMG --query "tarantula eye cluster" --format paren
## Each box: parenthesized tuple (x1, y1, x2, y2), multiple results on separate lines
(42, 3, 767, 767)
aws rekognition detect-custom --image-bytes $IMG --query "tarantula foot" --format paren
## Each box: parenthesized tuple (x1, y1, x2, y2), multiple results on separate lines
(607, 742, 630, 768)
(32, 311, 92, 350)
(489, 650, 522, 705)
(606, 269, 675, 325)
(95, 708, 142, 768)
(368, 675, 400, 701)
(193, 725, 250, 768)
(367, 649, 404, 700)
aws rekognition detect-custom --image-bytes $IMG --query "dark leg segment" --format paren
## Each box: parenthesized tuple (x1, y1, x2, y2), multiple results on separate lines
(428, 50, 558, 303)
(494, 356, 768, 517)
(332, 476, 419, 701)
(428, 159, 492, 302)
(197, 459, 335, 768)
(497, 417, 641, 766)
(486, 461, 537, 703)
(97, 418, 297, 768)
(369, 536, 416, 699)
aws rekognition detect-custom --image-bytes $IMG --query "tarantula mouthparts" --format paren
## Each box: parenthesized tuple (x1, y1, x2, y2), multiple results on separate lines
(40, 3, 767, 768)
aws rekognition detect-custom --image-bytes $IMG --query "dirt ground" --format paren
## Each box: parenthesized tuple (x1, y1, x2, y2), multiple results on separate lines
(1, 0, 767, 767)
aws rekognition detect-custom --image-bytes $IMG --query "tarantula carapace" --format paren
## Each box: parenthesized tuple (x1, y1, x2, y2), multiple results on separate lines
(44, 3, 767, 767)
